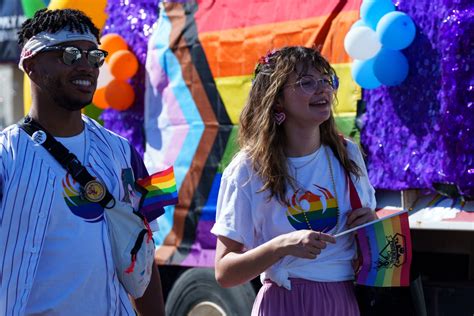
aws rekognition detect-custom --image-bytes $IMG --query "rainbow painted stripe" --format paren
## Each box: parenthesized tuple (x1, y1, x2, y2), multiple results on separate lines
(137, 167, 178, 218)
(147, 0, 363, 265)
(356, 211, 412, 287)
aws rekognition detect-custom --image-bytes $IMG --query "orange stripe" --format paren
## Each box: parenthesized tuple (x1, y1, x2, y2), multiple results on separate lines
(149, 172, 175, 185)
(199, 11, 359, 78)
(391, 216, 402, 286)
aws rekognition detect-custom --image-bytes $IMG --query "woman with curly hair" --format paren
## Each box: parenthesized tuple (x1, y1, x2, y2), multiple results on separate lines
(211, 46, 377, 315)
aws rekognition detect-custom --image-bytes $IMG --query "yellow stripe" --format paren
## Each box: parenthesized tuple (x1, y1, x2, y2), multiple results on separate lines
(332, 63, 361, 114)
(215, 75, 253, 124)
(146, 178, 176, 190)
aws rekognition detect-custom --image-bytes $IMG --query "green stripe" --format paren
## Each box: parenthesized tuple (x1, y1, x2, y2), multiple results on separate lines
(334, 114, 359, 144)
(146, 185, 177, 197)
(218, 126, 239, 173)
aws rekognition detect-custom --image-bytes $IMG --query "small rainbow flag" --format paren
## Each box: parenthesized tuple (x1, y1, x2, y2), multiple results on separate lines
(335, 210, 412, 287)
(136, 166, 179, 221)
(356, 211, 412, 287)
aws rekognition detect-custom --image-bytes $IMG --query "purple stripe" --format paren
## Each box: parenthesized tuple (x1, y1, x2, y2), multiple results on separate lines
(180, 220, 216, 267)
(130, 143, 149, 180)
(356, 227, 370, 284)
(359, 225, 379, 286)
(142, 198, 178, 211)
(252, 279, 359, 316)
(141, 205, 166, 222)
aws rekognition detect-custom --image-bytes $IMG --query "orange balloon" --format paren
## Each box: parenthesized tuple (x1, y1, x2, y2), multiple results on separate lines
(99, 34, 128, 62)
(108, 50, 139, 80)
(105, 80, 135, 111)
(92, 86, 110, 109)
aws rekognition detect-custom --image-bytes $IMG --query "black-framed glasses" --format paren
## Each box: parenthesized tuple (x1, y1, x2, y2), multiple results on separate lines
(285, 75, 338, 95)
(41, 46, 108, 68)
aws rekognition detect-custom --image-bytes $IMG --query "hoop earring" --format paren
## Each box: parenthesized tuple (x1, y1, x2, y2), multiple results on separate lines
(274, 109, 286, 125)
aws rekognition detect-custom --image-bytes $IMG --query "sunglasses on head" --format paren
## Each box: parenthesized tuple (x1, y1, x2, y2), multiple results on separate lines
(41, 46, 108, 68)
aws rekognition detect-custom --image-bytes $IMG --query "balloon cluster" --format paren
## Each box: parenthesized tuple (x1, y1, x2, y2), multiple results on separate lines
(344, 0, 416, 89)
(92, 33, 139, 111)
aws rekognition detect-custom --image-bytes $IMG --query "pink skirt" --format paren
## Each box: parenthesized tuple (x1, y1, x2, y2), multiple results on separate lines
(252, 278, 359, 316)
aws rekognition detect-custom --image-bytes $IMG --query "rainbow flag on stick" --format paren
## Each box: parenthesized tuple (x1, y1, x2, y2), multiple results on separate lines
(335, 210, 412, 287)
(136, 166, 179, 221)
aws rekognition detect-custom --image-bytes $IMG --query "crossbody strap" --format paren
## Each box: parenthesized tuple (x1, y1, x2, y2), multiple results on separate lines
(18, 116, 115, 209)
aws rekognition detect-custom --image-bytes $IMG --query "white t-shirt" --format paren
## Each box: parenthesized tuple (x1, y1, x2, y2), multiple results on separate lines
(211, 141, 376, 290)
(25, 130, 131, 315)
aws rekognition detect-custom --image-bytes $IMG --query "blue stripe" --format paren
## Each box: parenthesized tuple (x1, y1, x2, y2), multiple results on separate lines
(143, 192, 178, 206)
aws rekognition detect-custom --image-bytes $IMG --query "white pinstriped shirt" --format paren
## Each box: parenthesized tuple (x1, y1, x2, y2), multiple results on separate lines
(0, 116, 148, 315)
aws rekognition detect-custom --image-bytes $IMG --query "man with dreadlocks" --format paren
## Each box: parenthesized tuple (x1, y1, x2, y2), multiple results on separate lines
(0, 9, 164, 315)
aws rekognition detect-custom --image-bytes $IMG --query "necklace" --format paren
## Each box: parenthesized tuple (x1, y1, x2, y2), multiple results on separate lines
(289, 146, 322, 180)
(298, 146, 339, 232)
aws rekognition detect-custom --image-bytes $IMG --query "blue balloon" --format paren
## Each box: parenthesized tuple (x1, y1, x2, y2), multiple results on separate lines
(360, 0, 395, 30)
(352, 58, 381, 89)
(377, 11, 416, 50)
(373, 49, 409, 86)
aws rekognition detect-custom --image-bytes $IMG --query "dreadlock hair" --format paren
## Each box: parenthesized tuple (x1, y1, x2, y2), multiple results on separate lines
(239, 46, 362, 205)
(18, 8, 101, 47)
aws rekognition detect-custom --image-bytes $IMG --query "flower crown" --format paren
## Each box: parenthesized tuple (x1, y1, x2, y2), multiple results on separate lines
(258, 48, 278, 66)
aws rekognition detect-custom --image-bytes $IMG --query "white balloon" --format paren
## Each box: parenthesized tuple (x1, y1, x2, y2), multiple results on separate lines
(344, 26, 382, 60)
(97, 62, 114, 88)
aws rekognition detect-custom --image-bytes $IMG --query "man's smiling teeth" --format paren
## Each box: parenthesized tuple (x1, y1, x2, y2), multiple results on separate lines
(72, 79, 91, 86)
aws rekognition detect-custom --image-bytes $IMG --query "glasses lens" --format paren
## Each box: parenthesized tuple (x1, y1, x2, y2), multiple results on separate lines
(299, 77, 317, 94)
(62, 47, 81, 65)
(87, 49, 106, 68)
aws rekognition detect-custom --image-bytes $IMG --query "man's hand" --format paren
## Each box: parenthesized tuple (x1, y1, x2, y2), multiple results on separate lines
(131, 264, 165, 316)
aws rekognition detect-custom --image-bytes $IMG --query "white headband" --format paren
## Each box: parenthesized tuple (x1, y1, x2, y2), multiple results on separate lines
(19, 28, 98, 71)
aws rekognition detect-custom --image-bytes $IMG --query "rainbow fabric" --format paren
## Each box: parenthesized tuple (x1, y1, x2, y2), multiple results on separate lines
(145, 0, 362, 265)
(136, 167, 178, 220)
(356, 211, 412, 287)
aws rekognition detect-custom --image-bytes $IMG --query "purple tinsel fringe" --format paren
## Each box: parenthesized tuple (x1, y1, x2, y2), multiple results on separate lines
(362, 0, 474, 196)
(101, 0, 160, 155)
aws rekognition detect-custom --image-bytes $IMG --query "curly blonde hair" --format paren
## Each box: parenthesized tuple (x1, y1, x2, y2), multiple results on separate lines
(239, 46, 361, 204)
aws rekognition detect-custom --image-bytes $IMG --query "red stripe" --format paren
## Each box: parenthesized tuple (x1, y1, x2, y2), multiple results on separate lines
(399, 212, 412, 286)
(347, 173, 362, 209)
(195, 0, 362, 33)
(137, 167, 174, 187)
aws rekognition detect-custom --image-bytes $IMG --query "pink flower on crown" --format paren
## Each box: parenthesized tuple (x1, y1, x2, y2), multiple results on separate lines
(258, 48, 278, 65)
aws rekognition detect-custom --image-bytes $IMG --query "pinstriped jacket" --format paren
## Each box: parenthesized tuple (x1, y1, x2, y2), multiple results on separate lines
(0, 116, 148, 315)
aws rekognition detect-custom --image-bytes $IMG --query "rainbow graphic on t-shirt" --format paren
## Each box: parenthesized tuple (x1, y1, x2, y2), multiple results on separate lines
(62, 173, 104, 223)
(286, 185, 339, 232)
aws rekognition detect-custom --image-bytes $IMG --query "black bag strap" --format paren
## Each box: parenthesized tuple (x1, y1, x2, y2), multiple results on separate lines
(18, 116, 115, 209)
